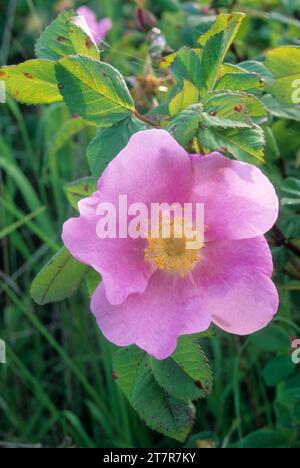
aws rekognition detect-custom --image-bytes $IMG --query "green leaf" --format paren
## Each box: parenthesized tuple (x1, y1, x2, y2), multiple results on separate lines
(262, 356, 295, 387)
(150, 334, 212, 402)
(262, 94, 300, 122)
(202, 92, 254, 128)
(248, 324, 290, 353)
(265, 46, 300, 104)
(164, 23, 250, 97)
(215, 72, 265, 94)
(276, 386, 300, 428)
(167, 47, 202, 89)
(198, 13, 245, 57)
(30, 248, 87, 305)
(44, 117, 88, 171)
(281, 177, 300, 206)
(87, 116, 147, 180)
(281, 177, 300, 197)
(55, 55, 135, 127)
(113, 346, 146, 401)
(238, 60, 274, 85)
(241, 94, 268, 125)
(86, 268, 101, 298)
(132, 359, 196, 443)
(220, 63, 246, 75)
(113, 336, 212, 442)
(198, 13, 245, 92)
(169, 80, 199, 116)
(199, 124, 265, 163)
(264, 125, 280, 162)
(167, 104, 202, 148)
(35, 10, 100, 61)
(201, 32, 225, 92)
(64, 177, 97, 210)
(240, 429, 292, 448)
(202, 90, 268, 126)
(0, 60, 63, 105)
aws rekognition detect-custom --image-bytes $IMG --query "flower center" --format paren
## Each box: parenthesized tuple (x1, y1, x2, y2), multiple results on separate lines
(144, 217, 203, 277)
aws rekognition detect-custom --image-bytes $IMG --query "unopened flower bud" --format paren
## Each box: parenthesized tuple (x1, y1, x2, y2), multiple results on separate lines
(136, 7, 157, 32)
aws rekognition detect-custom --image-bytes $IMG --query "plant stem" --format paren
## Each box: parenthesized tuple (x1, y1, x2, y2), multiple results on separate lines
(134, 109, 162, 128)
(272, 226, 300, 259)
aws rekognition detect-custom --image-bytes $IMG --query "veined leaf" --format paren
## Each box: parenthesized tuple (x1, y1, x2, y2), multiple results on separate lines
(169, 80, 199, 116)
(241, 94, 268, 125)
(202, 92, 254, 128)
(199, 124, 266, 163)
(204, 90, 267, 124)
(281, 177, 300, 197)
(220, 63, 246, 75)
(132, 360, 196, 443)
(113, 346, 146, 401)
(168, 47, 202, 88)
(87, 116, 147, 180)
(265, 46, 300, 104)
(167, 104, 203, 148)
(281, 177, 300, 207)
(35, 10, 100, 61)
(64, 177, 97, 210)
(201, 32, 224, 92)
(30, 247, 88, 305)
(198, 13, 245, 93)
(55, 55, 135, 127)
(263, 125, 280, 162)
(198, 12, 245, 58)
(215, 72, 265, 94)
(150, 334, 212, 402)
(168, 92, 266, 154)
(0, 60, 62, 105)
(238, 60, 274, 85)
(262, 94, 300, 122)
(114, 348, 196, 443)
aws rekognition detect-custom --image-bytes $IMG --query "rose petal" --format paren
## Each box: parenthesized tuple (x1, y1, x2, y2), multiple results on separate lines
(91, 270, 211, 360)
(192, 236, 279, 335)
(95, 18, 112, 43)
(190, 153, 279, 241)
(76, 6, 111, 44)
(62, 194, 154, 305)
(98, 129, 193, 209)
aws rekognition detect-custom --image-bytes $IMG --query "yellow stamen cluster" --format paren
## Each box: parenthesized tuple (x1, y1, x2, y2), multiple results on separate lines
(144, 218, 203, 277)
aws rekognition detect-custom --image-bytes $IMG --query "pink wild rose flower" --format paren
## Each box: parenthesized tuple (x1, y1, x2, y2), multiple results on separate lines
(62, 130, 279, 360)
(76, 6, 112, 44)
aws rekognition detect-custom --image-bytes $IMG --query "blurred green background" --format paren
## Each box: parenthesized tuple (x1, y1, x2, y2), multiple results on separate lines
(0, 0, 300, 448)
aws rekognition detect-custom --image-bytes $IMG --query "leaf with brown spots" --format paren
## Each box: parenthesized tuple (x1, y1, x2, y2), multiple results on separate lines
(55, 55, 135, 127)
(35, 10, 100, 61)
(0, 59, 62, 105)
(64, 176, 96, 210)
